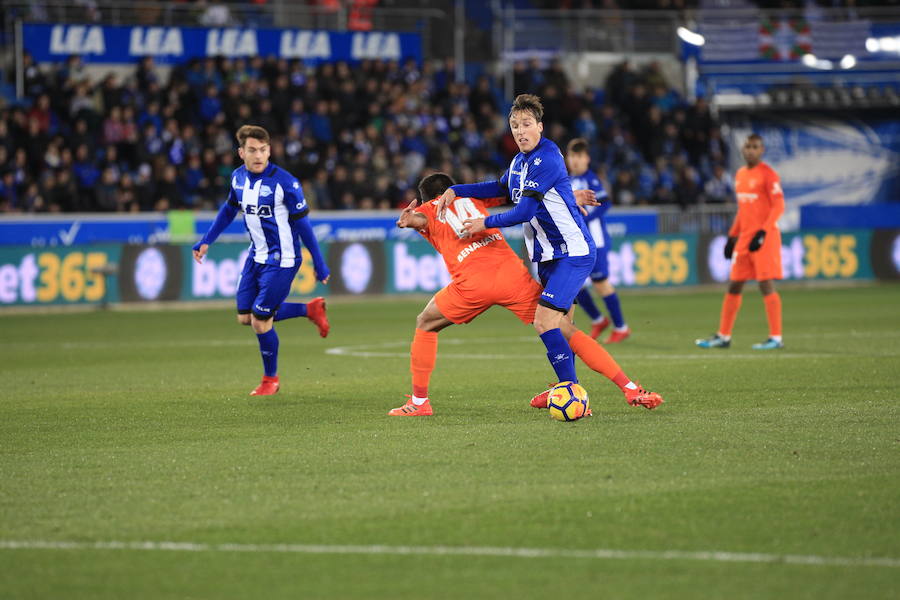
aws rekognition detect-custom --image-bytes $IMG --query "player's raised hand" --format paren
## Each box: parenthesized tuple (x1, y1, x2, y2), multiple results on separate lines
(462, 218, 486, 237)
(573, 189, 601, 216)
(396, 198, 419, 228)
(192, 242, 208, 263)
(436, 188, 457, 219)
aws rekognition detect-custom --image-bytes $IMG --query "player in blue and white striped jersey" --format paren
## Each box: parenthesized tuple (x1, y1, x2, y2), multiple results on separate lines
(192, 125, 330, 396)
(567, 138, 630, 344)
(436, 94, 597, 389)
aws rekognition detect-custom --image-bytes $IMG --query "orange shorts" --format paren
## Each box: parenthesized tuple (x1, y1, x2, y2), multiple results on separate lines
(730, 230, 783, 281)
(434, 268, 542, 325)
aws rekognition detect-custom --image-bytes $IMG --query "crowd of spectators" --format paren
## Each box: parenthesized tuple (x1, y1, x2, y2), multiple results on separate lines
(0, 50, 732, 214)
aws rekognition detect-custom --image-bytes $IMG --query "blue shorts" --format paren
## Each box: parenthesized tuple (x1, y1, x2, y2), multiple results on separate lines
(236, 257, 300, 320)
(590, 248, 610, 282)
(537, 254, 595, 312)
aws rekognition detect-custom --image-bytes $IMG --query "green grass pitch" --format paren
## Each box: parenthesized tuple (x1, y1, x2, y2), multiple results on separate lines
(1, 284, 899, 599)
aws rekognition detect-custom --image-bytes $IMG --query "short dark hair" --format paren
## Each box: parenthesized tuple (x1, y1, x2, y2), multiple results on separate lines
(236, 125, 270, 147)
(746, 133, 764, 144)
(509, 94, 544, 122)
(418, 172, 456, 201)
(566, 137, 589, 155)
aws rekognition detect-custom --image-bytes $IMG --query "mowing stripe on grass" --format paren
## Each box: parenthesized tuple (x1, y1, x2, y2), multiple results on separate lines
(1, 540, 897, 568)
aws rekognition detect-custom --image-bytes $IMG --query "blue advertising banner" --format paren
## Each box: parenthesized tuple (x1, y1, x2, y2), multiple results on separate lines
(0, 211, 658, 247)
(23, 23, 422, 64)
(724, 116, 900, 208)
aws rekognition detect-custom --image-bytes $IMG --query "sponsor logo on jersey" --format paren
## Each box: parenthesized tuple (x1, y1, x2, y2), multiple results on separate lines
(259, 185, 273, 197)
(245, 204, 273, 217)
(523, 179, 539, 188)
(456, 233, 503, 262)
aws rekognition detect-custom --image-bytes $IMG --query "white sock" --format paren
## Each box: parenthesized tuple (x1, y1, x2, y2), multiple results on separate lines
(770, 335, 782, 342)
(717, 332, 732, 341)
(411, 395, 428, 406)
(624, 381, 638, 391)
(593, 316, 608, 324)
(614, 324, 628, 332)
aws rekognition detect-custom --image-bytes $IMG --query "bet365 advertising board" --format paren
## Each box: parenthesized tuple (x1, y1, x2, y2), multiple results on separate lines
(0, 229, 896, 307)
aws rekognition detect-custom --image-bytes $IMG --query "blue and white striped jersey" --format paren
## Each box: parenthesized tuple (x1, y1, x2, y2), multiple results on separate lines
(501, 137, 595, 262)
(570, 170, 610, 250)
(227, 163, 309, 268)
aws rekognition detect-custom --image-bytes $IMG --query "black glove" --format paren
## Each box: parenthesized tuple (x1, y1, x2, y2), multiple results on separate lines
(723, 236, 737, 260)
(748, 230, 766, 252)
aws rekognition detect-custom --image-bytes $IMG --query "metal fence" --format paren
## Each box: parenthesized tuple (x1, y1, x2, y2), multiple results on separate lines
(656, 204, 737, 235)
(494, 7, 681, 58)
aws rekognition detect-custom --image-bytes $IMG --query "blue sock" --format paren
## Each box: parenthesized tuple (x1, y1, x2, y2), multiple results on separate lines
(274, 302, 307, 321)
(576, 288, 601, 321)
(539, 328, 577, 383)
(603, 293, 626, 328)
(256, 329, 279, 377)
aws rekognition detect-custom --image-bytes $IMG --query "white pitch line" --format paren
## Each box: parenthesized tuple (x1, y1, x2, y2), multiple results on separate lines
(0, 540, 897, 568)
(324, 342, 838, 361)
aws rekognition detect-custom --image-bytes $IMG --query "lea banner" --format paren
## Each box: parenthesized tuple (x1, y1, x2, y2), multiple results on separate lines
(23, 24, 422, 65)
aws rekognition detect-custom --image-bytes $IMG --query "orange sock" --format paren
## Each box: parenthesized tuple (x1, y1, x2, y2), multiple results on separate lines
(410, 328, 438, 398)
(718, 293, 742, 337)
(569, 330, 624, 382)
(763, 292, 782, 338)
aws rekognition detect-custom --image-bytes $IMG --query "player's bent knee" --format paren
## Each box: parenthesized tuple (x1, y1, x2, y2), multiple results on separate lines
(250, 313, 274, 334)
(237, 313, 252, 326)
(533, 302, 567, 333)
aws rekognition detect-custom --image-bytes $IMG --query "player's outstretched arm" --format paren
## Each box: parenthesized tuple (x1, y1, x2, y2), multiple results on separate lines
(192, 200, 239, 263)
(295, 216, 330, 283)
(397, 199, 428, 230)
(482, 194, 539, 229)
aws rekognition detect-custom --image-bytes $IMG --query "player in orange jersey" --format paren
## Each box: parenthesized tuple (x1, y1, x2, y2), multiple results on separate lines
(696, 134, 785, 350)
(388, 173, 662, 416)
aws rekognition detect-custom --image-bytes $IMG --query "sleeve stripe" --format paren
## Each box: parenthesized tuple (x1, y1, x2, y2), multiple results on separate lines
(289, 207, 310, 221)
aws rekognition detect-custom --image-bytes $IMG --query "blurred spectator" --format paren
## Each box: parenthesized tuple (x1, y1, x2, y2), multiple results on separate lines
(703, 164, 734, 204)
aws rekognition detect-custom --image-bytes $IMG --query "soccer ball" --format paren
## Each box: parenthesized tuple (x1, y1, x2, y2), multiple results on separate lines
(547, 382, 590, 422)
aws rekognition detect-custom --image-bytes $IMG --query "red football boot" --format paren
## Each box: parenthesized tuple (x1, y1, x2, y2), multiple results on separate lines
(589, 318, 610, 340)
(307, 297, 330, 338)
(605, 327, 631, 344)
(250, 375, 280, 396)
(388, 395, 433, 416)
(623, 383, 663, 410)
(530, 384, 557, 409)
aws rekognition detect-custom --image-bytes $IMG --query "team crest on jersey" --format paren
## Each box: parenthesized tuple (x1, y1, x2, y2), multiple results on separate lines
(292, 181, 300, 189)
(533, 157, 542, 166)
(259, 185, 273, 197)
